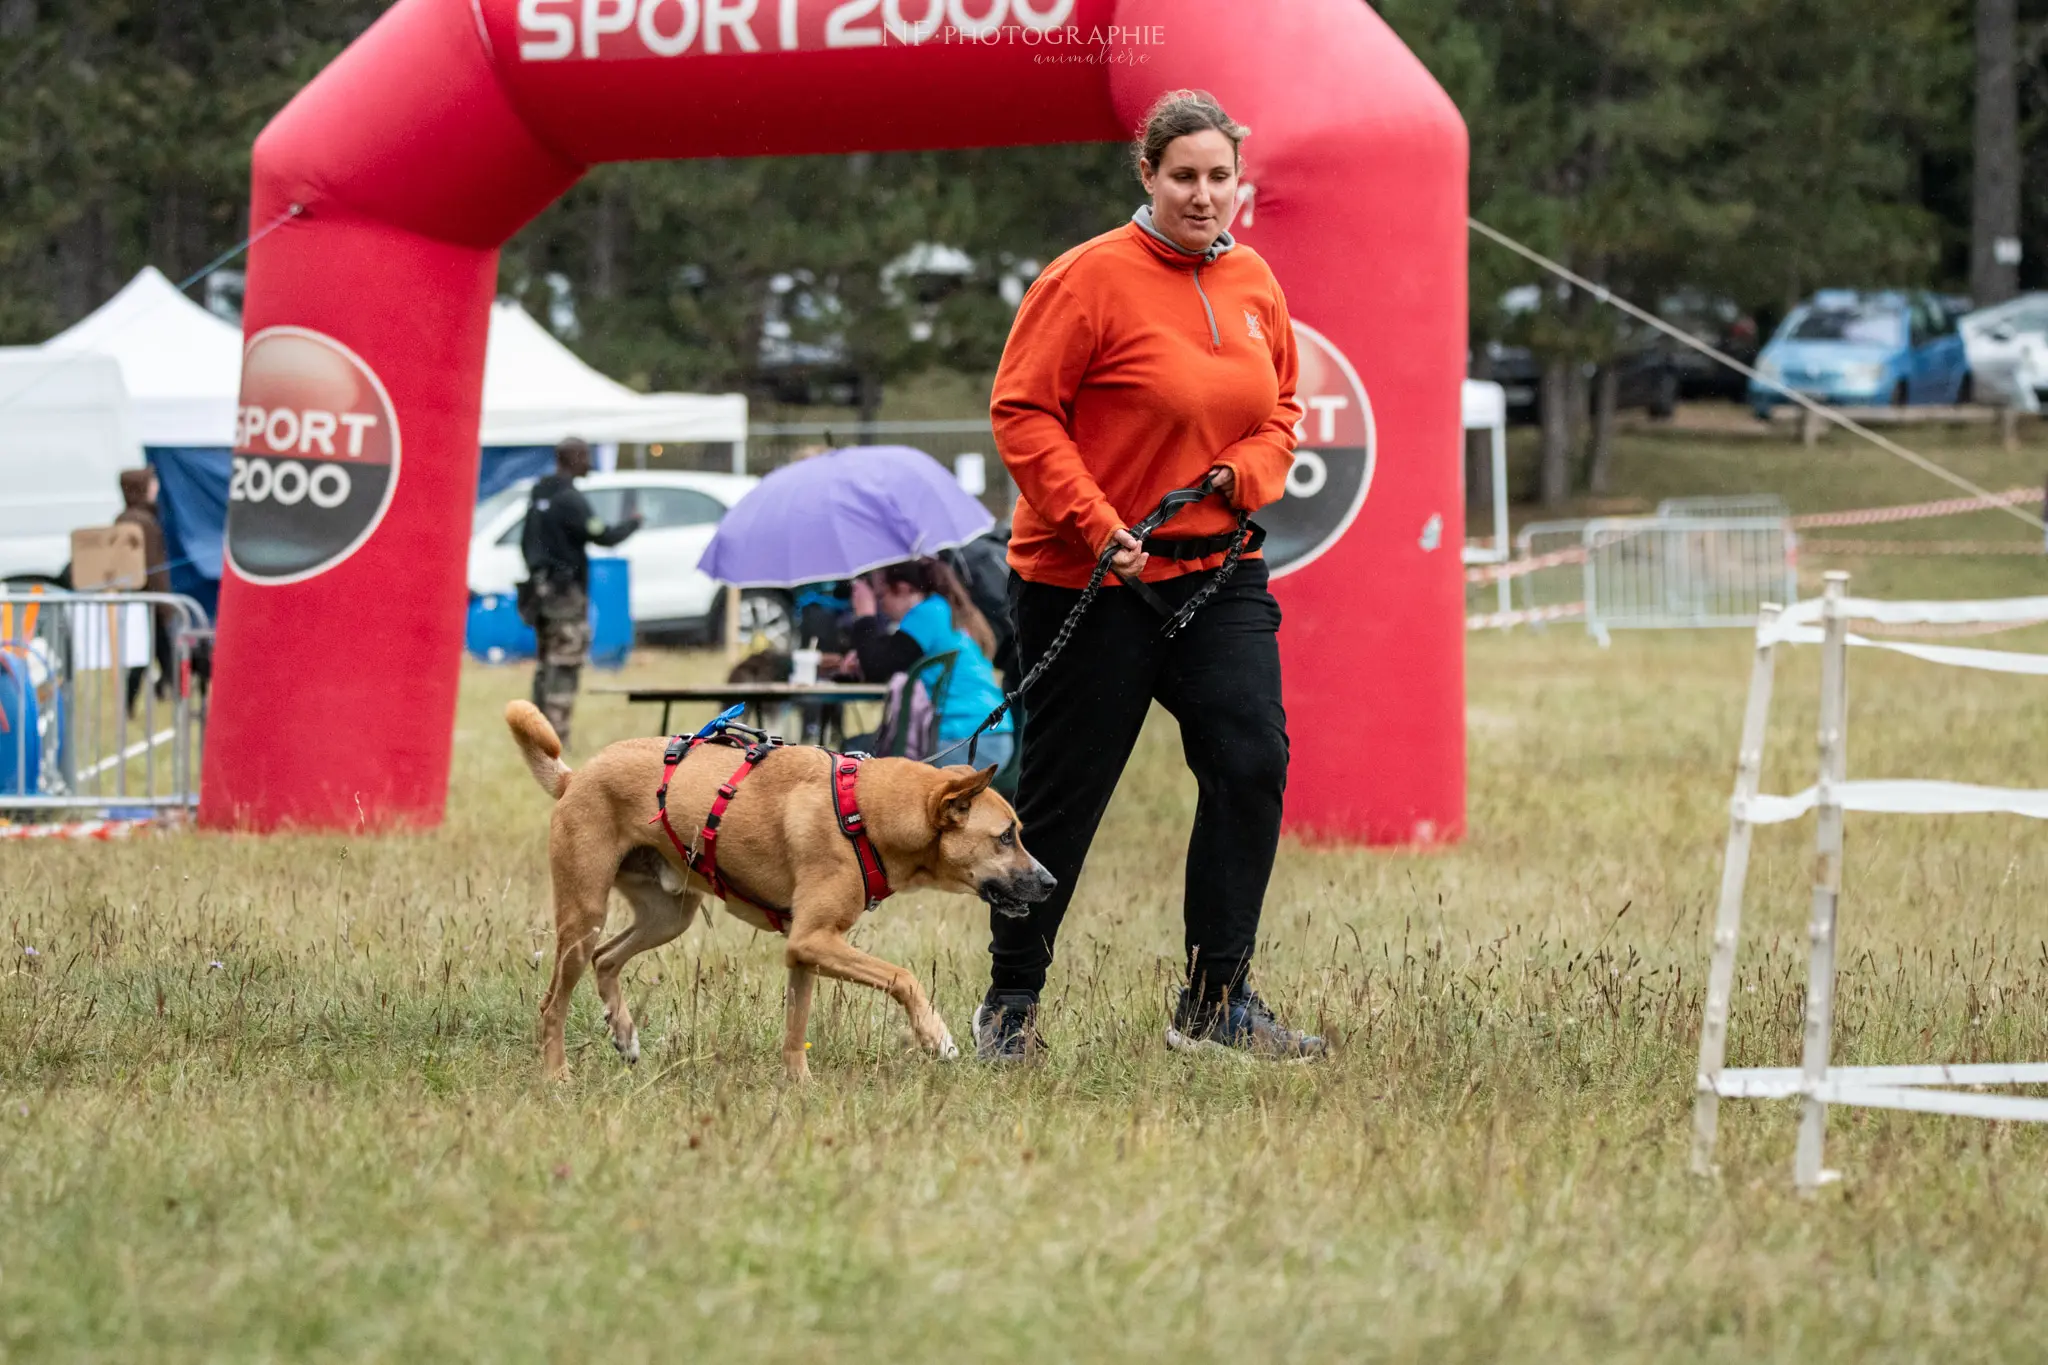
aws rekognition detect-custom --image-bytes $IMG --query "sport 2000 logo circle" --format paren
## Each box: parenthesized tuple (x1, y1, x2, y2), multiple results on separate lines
(1263, 320, 1376, 579)
(226, 326, 400, 584)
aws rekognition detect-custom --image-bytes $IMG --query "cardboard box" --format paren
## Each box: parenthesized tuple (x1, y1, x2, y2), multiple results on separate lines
(70, 524, 147, 592)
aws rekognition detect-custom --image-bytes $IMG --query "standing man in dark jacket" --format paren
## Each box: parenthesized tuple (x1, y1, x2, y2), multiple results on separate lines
(520, 438, 640, 748)
(115, 467, 174, 715)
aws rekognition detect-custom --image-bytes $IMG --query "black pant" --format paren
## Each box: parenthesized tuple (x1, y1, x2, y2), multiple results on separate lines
(124, 612, 176, 716)
(992, 560, 1288, 1000)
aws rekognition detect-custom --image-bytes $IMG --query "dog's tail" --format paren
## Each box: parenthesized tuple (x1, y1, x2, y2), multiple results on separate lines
(505, 701, 572, 801)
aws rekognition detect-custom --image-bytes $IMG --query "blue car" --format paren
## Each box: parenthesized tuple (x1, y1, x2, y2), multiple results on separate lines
(1748, 289, 1972, 418)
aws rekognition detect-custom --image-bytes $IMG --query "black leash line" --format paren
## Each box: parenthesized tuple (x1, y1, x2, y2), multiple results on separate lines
(931, 474, 1255, 767)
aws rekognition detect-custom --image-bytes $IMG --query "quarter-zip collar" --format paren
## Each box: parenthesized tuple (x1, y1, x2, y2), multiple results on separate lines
(1129, 204, 1235, 269)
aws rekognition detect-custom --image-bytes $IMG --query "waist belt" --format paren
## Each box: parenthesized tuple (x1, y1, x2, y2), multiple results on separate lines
(1142, 520, 1266, 560)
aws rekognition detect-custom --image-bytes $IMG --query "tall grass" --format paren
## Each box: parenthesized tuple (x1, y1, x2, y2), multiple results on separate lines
(8, 429, 2048, 1360)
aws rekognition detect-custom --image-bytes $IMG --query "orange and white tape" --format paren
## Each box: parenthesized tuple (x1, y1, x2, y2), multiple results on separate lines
(1804, 539, 2044, 557)
(0, 819, 156, 841)
(1467, 601, 1587, 631)
(1469, 487, 2047, 586)
(1789, 486, 2044, 530)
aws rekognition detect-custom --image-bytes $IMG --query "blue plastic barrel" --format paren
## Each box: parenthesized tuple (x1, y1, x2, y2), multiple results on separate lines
(465, 593, 537, 663)
(0, 652, 42, 796)
(466, 565, 631, 668)
(587, 557, 632, 669)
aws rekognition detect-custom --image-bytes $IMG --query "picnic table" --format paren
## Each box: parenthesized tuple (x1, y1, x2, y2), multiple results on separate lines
(593, 681, 891, 747)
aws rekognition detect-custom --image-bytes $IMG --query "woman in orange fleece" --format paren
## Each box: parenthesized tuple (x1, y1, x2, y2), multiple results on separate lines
(974, 90, 1324, 1063)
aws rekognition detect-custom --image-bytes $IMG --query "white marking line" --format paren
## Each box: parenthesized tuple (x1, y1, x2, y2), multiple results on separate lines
(79, 728, 176, 781)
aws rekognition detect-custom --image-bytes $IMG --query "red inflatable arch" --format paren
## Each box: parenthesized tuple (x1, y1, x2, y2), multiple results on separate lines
(203, 0, 1468, 843)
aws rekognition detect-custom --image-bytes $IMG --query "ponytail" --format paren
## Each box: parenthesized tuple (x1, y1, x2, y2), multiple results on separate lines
(927, 558, 998, 661)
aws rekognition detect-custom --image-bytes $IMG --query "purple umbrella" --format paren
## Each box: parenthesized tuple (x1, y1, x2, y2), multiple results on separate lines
(697, 445, 996, 588)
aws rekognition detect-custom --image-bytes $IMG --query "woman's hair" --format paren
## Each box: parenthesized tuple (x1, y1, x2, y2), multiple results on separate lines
(880, 558, 998, 661)
(1132, 89, 1248, 181)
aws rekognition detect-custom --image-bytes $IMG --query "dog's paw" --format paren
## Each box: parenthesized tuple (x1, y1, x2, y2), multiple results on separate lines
(933, 1028, 960, 1061)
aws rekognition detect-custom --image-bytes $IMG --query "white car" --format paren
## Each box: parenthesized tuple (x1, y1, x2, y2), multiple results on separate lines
(1960, 294, 2048, 412)
(468, 470, 792, 646)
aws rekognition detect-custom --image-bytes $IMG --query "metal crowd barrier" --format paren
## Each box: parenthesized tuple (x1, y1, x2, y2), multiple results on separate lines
(1579, 515, 1797, 645)
(0, 588, 210, 816)
(1655, 493, 1792, 520)
(1507, 519, 1594, 616)
(1499, 515, 1797, 643)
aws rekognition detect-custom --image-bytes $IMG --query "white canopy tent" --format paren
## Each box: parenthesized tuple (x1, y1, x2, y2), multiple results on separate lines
(479, 302, 747, 451)
(44, 266, 243, 448)
(41, 268, 748, 453)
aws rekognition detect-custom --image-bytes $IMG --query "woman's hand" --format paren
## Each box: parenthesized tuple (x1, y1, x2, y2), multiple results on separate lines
(1206, 465, 1235, 500)
(1105, 527, 1149, 578)
(850, 577, 877, 617)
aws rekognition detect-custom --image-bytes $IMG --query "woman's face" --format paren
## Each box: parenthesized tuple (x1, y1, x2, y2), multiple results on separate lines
(1141, 129, 1239, 253)
(878, 578, 924, 623)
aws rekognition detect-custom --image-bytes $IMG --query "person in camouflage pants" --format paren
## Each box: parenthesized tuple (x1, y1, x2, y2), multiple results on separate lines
(519, 437, 641, 750)
(531, 577, 594, 744)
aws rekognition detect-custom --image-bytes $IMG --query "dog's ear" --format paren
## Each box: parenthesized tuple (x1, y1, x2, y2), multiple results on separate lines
(929, 764, 998, 829)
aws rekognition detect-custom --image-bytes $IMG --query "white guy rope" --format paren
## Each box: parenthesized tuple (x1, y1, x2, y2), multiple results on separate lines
(1468, 217, 2047, 533)
(0, 204, 303, 418)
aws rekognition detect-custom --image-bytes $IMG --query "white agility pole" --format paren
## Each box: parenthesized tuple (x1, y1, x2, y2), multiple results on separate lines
(1793, 572, 1851, 1193)
(1690, 603, 1783, 1176)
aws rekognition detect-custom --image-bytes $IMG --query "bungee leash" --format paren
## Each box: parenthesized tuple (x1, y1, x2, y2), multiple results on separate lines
(934, 473, 1260, 767)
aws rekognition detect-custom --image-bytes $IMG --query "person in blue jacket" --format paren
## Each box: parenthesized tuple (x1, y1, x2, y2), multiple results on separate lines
(843, 558, 1013, 771)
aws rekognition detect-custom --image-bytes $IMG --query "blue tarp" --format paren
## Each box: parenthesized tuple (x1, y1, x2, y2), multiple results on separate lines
(477, 446, 555, 502)
(145, 446, 228, 623)
(146, 447, 550, 623)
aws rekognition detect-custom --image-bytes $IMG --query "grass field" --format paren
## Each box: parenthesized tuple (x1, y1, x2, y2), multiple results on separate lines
(7, 425, 2048, 1361)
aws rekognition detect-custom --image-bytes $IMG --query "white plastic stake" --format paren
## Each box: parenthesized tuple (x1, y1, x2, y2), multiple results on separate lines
(1795, 572, 1850, 1192)
(1691, 603, 1782, 1176)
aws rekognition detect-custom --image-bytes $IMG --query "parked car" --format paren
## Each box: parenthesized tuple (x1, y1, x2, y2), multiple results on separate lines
(1959, 293, 2048, 412)
(1650, 290, 1760, 400)
(468, 470, 793, 647)
(1748, 289, 1970, 419)
(1475, 284, 1755, 424)
(1475, 341, 1680, 425)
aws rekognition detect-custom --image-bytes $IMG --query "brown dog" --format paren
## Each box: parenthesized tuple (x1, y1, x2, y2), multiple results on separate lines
(505, 701, 1053, 1080)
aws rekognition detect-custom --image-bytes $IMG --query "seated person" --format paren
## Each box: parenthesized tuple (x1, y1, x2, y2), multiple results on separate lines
(792, 581, 853, 655)
(841, 558, 1014, 771)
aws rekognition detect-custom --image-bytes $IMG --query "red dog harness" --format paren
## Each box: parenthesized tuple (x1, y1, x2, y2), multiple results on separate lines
(653, 725, 892, 935)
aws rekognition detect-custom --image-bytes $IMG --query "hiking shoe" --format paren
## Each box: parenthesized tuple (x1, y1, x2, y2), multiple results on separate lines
(1165, 987, 1327, 1060)
(973, 991, 1044, 1063)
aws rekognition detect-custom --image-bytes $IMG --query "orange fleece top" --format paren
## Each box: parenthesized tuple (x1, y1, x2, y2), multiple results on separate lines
(992, 215, 1302, 588)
